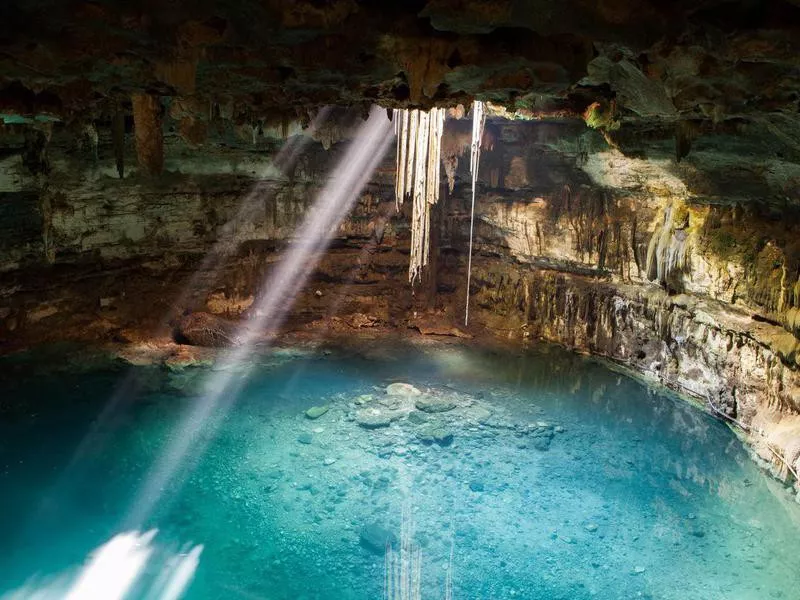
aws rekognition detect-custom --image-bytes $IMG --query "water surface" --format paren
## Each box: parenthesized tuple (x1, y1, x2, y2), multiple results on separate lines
(1, 341, 798, 599)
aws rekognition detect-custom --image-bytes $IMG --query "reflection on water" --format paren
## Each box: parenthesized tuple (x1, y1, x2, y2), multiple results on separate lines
(0, 341, 798, 599)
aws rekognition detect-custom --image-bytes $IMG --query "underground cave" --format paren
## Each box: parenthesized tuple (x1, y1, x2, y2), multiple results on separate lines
(1, 1, 800, 599)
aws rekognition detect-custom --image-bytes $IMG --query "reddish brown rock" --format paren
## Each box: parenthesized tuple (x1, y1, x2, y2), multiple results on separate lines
(132, 93, 164, 176)
(173, 312, 239, 347)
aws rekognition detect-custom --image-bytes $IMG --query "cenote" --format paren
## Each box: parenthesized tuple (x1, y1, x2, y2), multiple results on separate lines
(3, 3, 800, 598)
(1, 341, 799, 600)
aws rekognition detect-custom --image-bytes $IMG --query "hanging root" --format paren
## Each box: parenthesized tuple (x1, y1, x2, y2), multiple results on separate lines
(392, 101, 484, 298)
(464, 100, 485, 325)
(394, 107, 446, 284)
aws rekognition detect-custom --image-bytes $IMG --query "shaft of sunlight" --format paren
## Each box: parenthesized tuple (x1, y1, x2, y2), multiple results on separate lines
(126, 106, 393, 527)
(2, 530, 203, 600)
(171, 106, 333, 311)
(145, 544, 205, 600)
(36, 108, 332, 508)
(64, 530, 157, 600)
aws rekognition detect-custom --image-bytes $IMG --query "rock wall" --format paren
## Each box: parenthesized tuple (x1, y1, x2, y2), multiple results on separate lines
(0, 114, 798, 490)
(466, 267, 800, 483)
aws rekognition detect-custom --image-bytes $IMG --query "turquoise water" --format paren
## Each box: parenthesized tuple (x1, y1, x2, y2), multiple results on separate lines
(1, 341, 799, 599)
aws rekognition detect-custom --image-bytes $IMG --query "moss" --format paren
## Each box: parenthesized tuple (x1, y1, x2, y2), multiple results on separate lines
(671, 205, 690, 229)
(582, 102, 620, 132)
(708, 230, 738, 255)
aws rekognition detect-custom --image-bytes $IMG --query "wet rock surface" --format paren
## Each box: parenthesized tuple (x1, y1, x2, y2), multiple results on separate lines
(173, 312, 239, 347)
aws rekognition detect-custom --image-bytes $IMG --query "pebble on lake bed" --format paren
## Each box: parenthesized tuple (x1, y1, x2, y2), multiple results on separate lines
(305, 405, 329, 419)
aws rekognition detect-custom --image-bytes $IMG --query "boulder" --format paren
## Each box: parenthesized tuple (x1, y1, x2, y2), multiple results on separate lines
(173, 311, 238, 347)
(417, 425, 454, 446)
(356, 407, 402, 429)
(359, 523, 397, 554)
(386, 383, 421, 396)
(415, 396, 457, 413)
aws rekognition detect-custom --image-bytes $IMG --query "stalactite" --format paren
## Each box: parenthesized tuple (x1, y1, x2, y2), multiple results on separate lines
(646, 203, 689, 289)
(393, 106, 445, 284)
(112, 108, 125, 179)
(464, 100, 485, 325)
(132, 93, 164, 176)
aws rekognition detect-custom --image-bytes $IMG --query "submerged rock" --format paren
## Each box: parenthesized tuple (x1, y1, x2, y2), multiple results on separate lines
(359, 523, 397, 554)
(415, 396, 457, 413)
(464, 406, 493, 424)
(527, 423, 556, 451)
(356, 407, 402, 429)
(305, 405, 329, 419)
(407, 411, 429, 425)
(354, 394, 373, 405)
(386, 383, 421, 396)
(377, 396, 403, 409)
(416, 425, 454, 446)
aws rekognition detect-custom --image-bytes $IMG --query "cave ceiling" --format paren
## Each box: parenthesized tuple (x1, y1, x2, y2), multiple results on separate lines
(1, 0, 799, 205)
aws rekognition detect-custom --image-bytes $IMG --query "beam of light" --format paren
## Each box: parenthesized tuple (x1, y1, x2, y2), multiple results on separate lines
(13, 109, 334, 546)
(144, 543, 204, 600)
(30, 108, 332, 496)
(5, 111, 330, 598)
(167, 106, 333, 316)
(2, 531, 203, 600)
(126, 105, 393, 527)
(64, 530, 157, 600)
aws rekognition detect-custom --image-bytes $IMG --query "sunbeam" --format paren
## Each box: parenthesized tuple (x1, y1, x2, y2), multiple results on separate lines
(167, 106, 333, 318)
(126, 105, 393, 528)
(4, 4, 800, 599)
(15, 109, 334, 545)
(2, 531, 203, 600)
